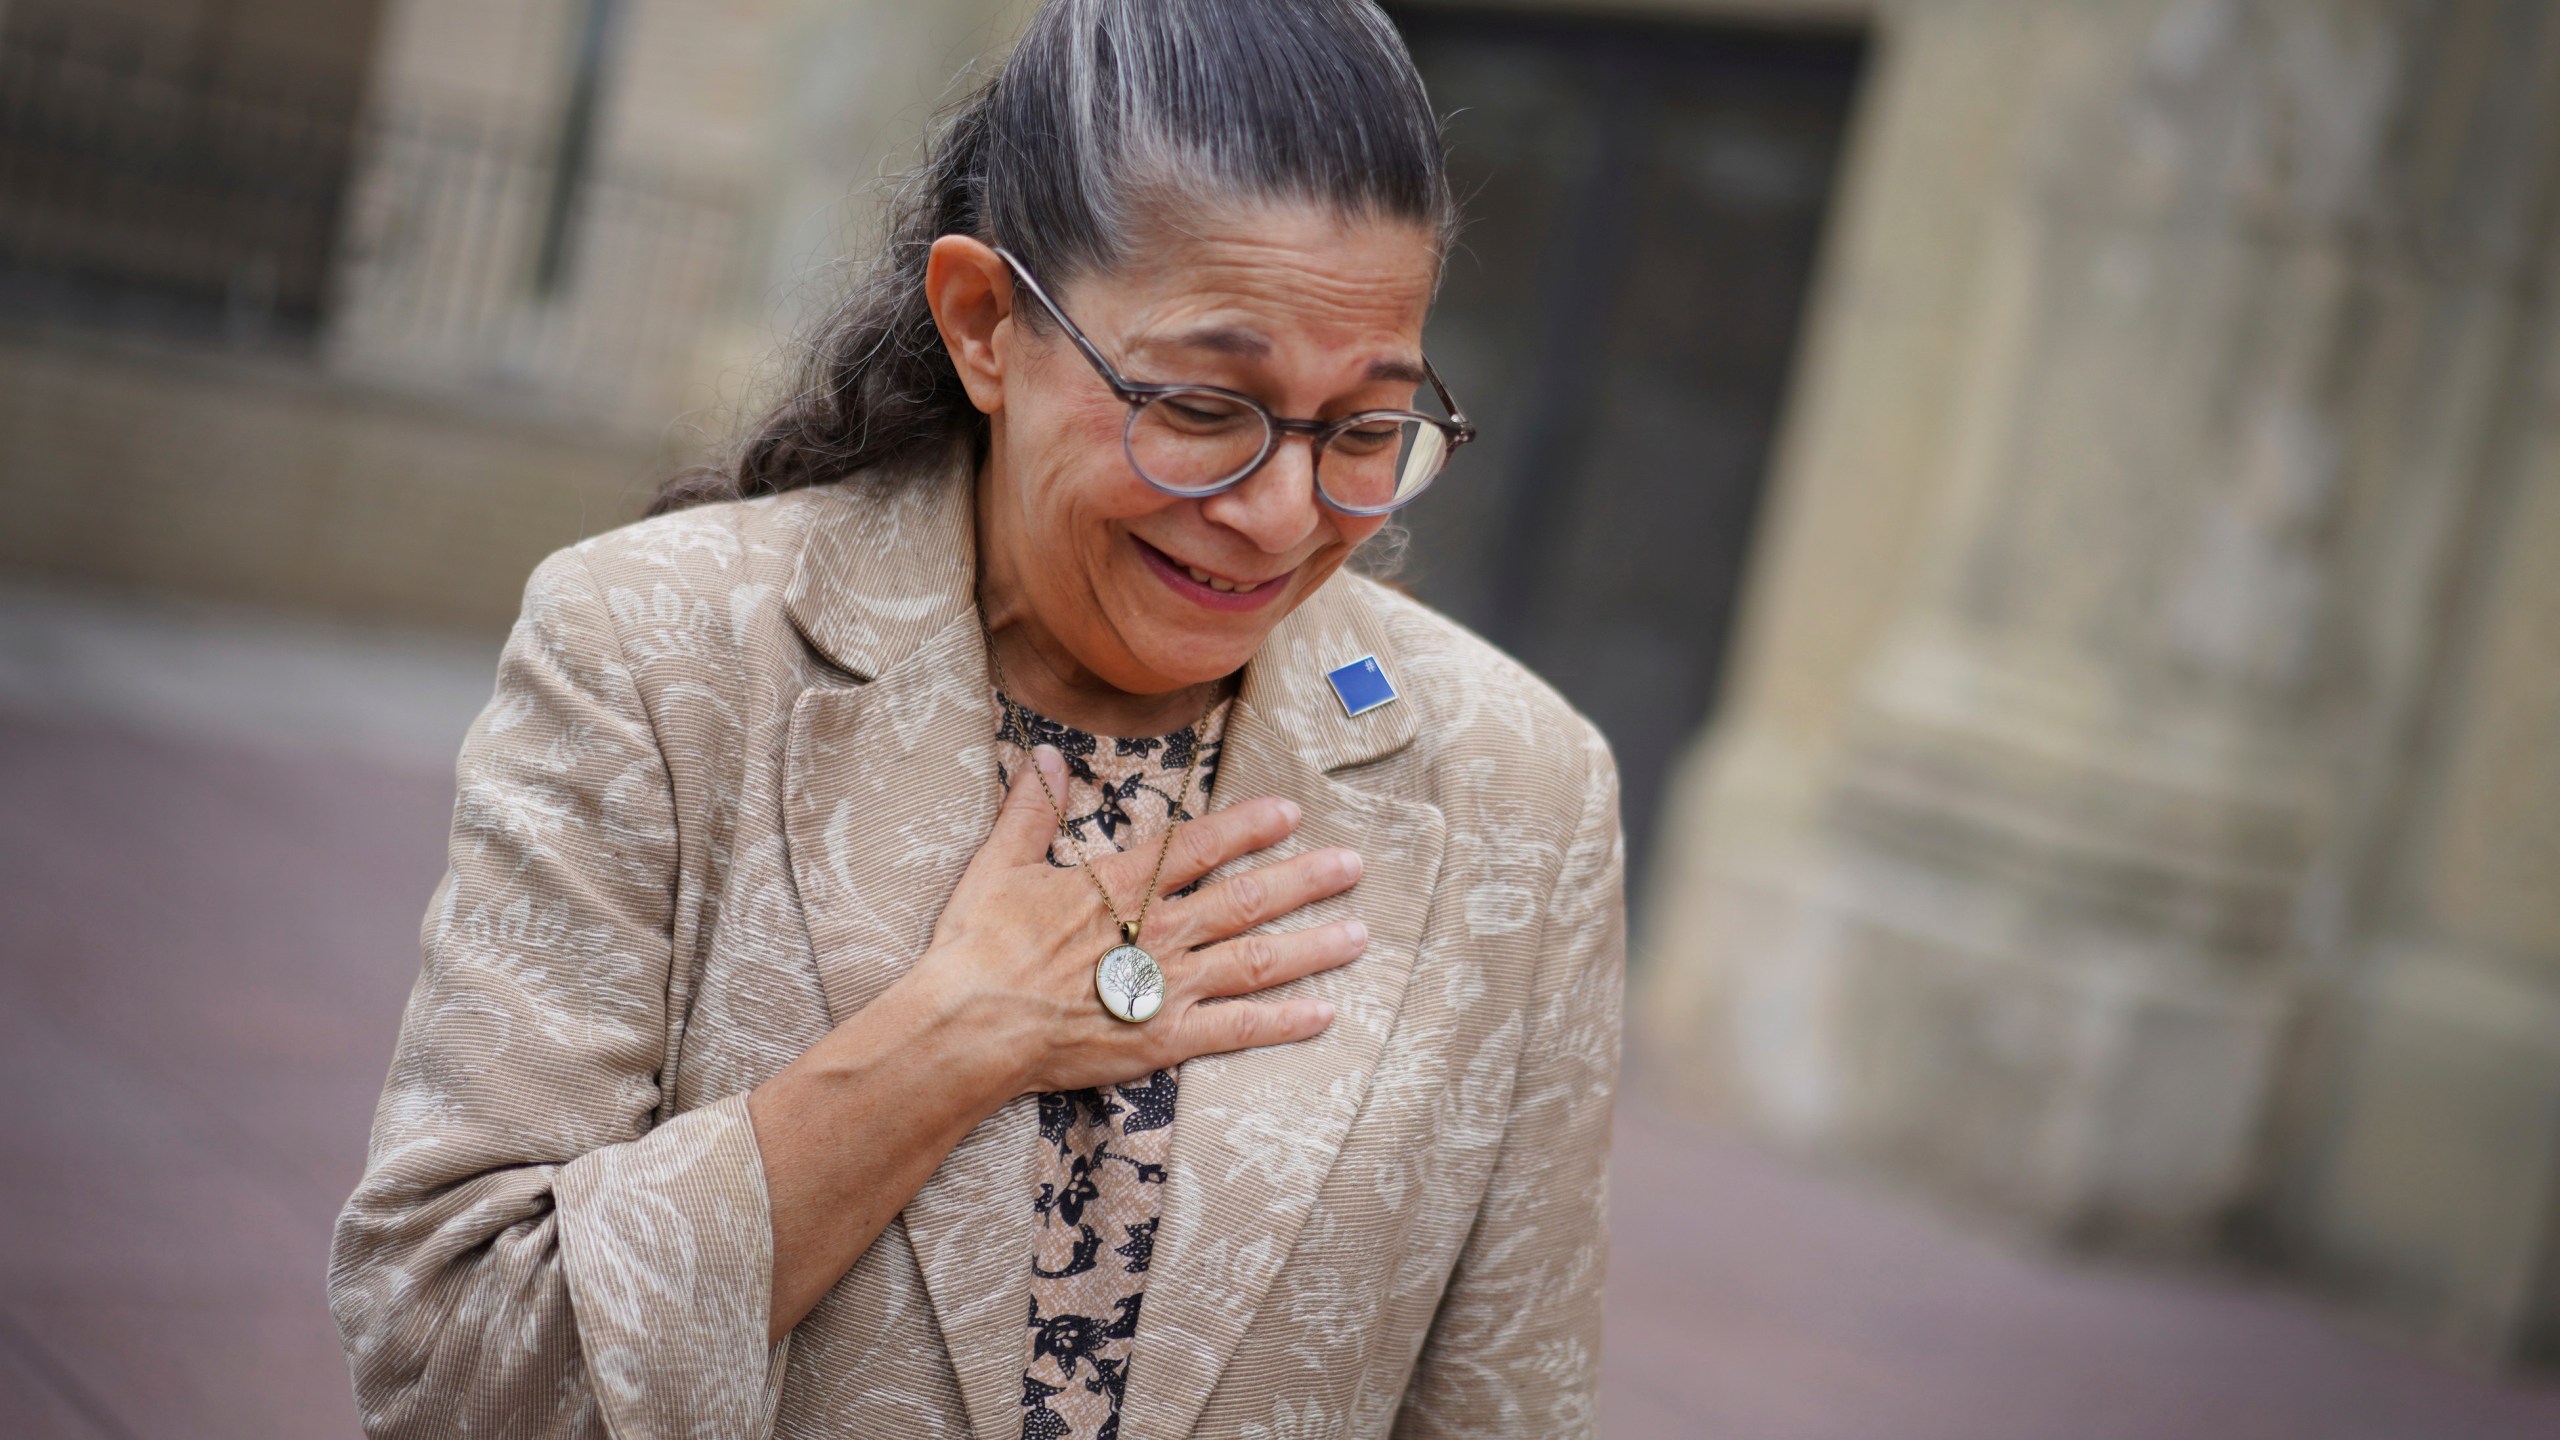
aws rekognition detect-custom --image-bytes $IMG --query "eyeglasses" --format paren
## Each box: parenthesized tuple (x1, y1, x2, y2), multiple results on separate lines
(993, 247, 1474, 517)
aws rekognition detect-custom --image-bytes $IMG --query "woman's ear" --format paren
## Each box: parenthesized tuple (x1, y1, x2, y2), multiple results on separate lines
(924, 235, 1014, 416)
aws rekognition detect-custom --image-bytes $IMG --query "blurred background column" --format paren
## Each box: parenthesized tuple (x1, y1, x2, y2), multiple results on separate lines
(1642, 0, 2560, 1365)
(749, 0, 1035, 354)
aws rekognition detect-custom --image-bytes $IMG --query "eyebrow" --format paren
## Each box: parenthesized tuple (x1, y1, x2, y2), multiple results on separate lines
(1153, 324, 1429, 386)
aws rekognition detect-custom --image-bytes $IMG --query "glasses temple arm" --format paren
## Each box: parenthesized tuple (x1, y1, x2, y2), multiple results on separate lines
(992, 246, 1147, 402)
(1423, 357, 1476, 442)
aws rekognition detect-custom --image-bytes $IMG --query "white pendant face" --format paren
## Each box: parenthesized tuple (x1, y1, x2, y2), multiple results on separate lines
(1096, 944, 1165, 1023)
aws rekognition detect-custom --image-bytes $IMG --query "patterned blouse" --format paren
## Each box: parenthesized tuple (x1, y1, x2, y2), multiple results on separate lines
(992, 688, 1231, 1440)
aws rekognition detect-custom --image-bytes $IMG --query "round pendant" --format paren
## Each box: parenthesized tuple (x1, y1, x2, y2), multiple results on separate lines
(1096, 943, 1165, 1023)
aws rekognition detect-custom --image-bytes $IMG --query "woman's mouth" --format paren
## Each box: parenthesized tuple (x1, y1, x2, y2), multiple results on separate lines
(1135, 538, 1292, 612)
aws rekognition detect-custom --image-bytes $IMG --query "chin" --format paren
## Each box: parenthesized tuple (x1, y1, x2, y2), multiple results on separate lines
(1113, 596, 1276, 688)
(1131, 627, 1266, 690)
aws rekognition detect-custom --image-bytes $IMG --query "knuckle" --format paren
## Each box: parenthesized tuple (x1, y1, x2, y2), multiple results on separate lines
(1179, 820, 1225, 872)
(1234, 936, 1275, 990)
(1224, 871, 1266, 921)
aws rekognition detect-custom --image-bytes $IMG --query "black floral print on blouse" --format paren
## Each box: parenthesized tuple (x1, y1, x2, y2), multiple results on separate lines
(997, 692, 1223, 855)
(993, 688, 1229, 1440)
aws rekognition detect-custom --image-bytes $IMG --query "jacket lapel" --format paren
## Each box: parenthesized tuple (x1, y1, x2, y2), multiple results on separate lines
(782, 471, 1444, 1440)
(1119, 582, 1446, 1440)
(780, 473, 1041, 1440)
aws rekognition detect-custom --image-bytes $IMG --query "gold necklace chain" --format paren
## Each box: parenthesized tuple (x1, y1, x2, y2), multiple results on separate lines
(985, 634, 1222, 950)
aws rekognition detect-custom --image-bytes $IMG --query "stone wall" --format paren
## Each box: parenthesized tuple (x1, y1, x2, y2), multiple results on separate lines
(0, 326, 666, 632)
(1641, 0, 2560, 1368)
(0, 0, 1035, 629)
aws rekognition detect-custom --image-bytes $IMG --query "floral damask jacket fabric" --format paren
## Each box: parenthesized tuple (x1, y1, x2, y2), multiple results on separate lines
(328, 467, 1625, 1440)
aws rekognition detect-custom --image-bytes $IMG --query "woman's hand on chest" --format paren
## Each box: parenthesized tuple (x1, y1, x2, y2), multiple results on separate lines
(906, 742, 1367, 1096)
(745, 743, 1365, 1339)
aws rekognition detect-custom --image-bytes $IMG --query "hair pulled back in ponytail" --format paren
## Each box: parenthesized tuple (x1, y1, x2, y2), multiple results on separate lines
(650, 0, 1455, 515)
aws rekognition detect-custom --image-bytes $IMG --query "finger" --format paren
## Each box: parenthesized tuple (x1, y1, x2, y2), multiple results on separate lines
(1161, 846, 1362, 948)
(974, 744, 1066, 873)
(1184, 921, 1368, 1000)
(1170, 995, 1337, 1060)
(1121, 794, 1301, 895)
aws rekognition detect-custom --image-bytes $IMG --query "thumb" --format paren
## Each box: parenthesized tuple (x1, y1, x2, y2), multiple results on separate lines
(980, 744, 1067, 871)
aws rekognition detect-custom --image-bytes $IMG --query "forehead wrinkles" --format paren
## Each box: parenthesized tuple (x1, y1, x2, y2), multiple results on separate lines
(1156, 225, 1430, 309)
(1109, 238, 1434, 368)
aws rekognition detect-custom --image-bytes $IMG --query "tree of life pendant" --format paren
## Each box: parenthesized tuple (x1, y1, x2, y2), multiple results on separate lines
(1096, 944, 1165, 1023)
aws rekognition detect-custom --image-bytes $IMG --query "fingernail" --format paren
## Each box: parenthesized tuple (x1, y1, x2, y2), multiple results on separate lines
(1336, 849, 1363, 883)
(1344, 919, 1368, 949)
(1276, 798, 1302, 827)
(1313, 1001, 1336, 1025)
(1036, 745, 1062, 780)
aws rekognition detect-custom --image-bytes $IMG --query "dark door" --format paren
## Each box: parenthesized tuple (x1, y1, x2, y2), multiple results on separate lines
(1387, 8, 1865, 912)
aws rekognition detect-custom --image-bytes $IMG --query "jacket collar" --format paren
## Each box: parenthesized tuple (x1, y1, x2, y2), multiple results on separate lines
(783, 471, 980, 683)
(783, 468, 1420, 774)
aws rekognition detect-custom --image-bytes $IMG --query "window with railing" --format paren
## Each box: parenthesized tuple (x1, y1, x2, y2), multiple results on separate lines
(324, 101, 746, 424)
(0, 14, 365, 343)
(0, 7, 748, 425)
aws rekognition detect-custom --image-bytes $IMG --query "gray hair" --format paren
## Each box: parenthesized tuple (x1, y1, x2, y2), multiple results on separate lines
(654, 0, 1456, 514)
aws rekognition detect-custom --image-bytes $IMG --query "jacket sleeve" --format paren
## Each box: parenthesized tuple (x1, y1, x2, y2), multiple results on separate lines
(1395, 731, 1625, 1439)
(328, 548, 784, 1440)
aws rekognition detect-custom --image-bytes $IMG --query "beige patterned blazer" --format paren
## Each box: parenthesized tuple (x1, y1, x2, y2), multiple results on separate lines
(328, 467, 1624, 1440)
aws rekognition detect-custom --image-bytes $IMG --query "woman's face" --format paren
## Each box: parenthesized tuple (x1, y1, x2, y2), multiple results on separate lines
(933, 203, 1440, 698)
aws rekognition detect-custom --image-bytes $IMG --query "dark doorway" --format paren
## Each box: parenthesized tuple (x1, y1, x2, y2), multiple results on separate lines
(1387, 8, 1866, 912)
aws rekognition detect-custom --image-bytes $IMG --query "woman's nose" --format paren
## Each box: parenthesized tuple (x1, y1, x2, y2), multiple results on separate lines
(1198, 433, 1325, 552)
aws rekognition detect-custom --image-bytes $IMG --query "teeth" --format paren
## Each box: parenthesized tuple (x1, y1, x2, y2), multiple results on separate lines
(1184, 564, 1256, 594)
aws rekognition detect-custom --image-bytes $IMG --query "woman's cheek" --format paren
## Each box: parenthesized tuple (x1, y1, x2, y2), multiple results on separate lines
(1337, 513, 1393, 551)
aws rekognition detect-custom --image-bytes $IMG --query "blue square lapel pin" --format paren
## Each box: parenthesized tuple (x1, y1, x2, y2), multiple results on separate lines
(1325, 654, 1399, 719)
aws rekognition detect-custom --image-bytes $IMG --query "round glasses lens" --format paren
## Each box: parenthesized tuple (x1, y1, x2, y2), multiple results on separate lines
(1317, 416, 1450, 513)
(1128, 390, 1270, 491)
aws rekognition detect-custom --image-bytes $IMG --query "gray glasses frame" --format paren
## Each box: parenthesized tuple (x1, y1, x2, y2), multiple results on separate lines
(992, 246, 1475, 517)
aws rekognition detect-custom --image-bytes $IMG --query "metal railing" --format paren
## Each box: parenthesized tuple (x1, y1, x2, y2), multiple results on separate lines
(327, 106, 747, 422)
(0, 17, 748, 423)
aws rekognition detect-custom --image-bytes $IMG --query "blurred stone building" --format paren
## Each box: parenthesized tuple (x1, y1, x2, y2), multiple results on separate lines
(1638, 0, 2560, 1372)
(2, 0, 2553, 1379)
(0, 0, 1035, 626)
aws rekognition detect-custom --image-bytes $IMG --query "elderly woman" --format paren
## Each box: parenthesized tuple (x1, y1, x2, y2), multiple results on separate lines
(328, 2, 1622, 1436)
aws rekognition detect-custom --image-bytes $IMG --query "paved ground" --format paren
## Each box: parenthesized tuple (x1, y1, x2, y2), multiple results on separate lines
(4, 588, 2558, 1438)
